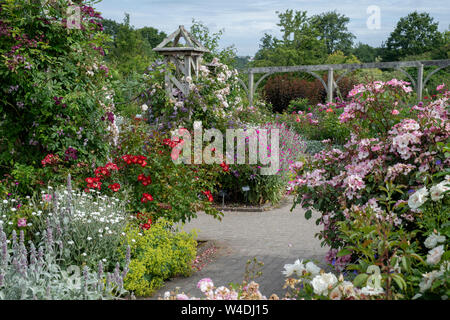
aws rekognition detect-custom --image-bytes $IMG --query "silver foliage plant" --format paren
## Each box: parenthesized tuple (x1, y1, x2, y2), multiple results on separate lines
(0, 226, 131, 300)
(34, 175, 129, 271)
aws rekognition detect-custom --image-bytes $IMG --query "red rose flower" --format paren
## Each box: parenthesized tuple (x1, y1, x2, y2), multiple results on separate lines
(142, 223, 151, 230)
(202, 190, 214, 202)
(141, 193, 154, 203)
(85, 177, 95, 184)
(220, 162, 230, 172)
(105, 162, 119, 171)
(108, 183, 120, 192)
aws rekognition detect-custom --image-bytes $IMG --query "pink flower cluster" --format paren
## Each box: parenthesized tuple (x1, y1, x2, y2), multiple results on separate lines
(389, 119, 423, 160)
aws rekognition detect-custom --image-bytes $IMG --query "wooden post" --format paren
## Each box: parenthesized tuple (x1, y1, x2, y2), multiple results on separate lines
(248, 72, 254, 106)
(327, 68, 334, 103)
(417, 63, 424, 101)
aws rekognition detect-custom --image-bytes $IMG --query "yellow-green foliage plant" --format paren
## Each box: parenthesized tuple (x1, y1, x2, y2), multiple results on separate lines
(119, 219, 197, 297)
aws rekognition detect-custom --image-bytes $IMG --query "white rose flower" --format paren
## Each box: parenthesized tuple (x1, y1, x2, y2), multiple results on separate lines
(419, 269, 444, 292)
(424, 233, 446, 249)
(361, 286, 384, 296)
(426, 245, 444, 265)
(340, 281, 355, 297)
(329, 287, 342, 300)
(311, 273, 337, 296)
(282, 259, 305, 277)
(430, 181, 450, 201)
(311, 276, 328, 295)
(305, 261, 321, 276)
(322, 273, 338, 286)
(408, 187, 428, 209)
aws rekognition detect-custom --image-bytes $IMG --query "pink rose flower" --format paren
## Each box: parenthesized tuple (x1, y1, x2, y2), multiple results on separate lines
(17, 218, 27, 227)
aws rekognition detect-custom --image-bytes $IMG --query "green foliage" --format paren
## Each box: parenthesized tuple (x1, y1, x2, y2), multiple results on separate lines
(190, 19, 237, 67)
(102, 14, 165, 77)
(0, 0, 114, 186)
(282, 104, 350, 146)
(383, 11, 443, 61)
(253, 10, 327, 67)
(352, 42, 381, 63)
(120, 220, 197, 297)
(310, 11, 355, 55)
(287, 98, 311, 113)
(303, 140, 327, 155)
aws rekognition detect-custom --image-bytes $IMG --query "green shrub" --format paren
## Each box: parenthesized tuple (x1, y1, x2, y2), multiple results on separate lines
(281, 103, 350, 146)
(120, 219, 197, 297)
(287, 98, 311, 114)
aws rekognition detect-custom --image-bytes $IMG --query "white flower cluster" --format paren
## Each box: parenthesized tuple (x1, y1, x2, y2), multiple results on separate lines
(407, 187, 428, 210)
(418, 262, 449, 294)
(41, 186, 128, 267)
(424, 232, 446, 249)
(408, 180, 449, 210)
(282, 259, 321, 278)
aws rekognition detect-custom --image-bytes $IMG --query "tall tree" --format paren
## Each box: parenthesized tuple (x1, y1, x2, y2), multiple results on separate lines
(104, 14, 153, 75)
(252, 10, 327, 67)
(137, 27, 167, 48)
(310, 11, 355, 54)
(352, 42, 379, 62)
(383, 11, 442, 61)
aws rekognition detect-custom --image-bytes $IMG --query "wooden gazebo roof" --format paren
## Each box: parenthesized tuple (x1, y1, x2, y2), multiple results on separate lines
(153, 25, 209, 55)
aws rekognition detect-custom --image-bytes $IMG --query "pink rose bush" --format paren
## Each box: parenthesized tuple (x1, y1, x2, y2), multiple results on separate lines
(289, 81, 449, 299)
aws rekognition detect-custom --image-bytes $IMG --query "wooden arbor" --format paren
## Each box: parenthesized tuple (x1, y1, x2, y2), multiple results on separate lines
(153, 25, 209, 98)
(242, 59, 450, 105)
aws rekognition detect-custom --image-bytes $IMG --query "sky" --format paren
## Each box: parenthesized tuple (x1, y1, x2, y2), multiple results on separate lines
(95, 0, 450, 57)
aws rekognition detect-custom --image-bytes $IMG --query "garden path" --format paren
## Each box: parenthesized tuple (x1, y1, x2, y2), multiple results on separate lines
(151, 198, 329, 299)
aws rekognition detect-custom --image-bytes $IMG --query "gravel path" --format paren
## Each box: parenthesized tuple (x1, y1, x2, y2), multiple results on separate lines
(152, 199, 329, 299)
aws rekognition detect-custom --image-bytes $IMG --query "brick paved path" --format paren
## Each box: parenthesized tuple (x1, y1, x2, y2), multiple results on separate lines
(152, 199, 329, 299)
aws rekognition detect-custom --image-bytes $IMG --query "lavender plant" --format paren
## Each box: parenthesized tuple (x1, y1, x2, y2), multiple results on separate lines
(0, 226, 130, 300)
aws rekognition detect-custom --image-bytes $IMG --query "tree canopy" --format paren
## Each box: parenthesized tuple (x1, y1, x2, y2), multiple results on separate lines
(310, 11, 355, 55)
(253, 9, 327, 67)
(382, 11, 443, 61)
